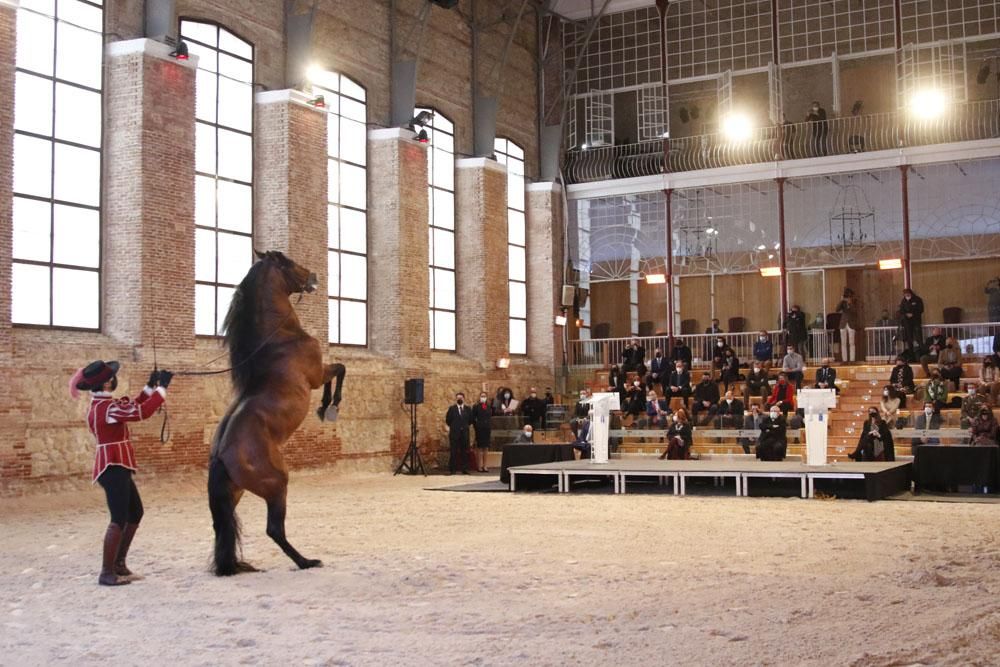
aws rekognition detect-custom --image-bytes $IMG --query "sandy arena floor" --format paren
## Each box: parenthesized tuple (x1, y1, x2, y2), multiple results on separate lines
(1, 470, 999, 666)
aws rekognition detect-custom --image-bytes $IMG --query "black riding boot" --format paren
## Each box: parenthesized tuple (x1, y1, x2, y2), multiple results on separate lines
(115, 522, 142, 579)
(99, 524, 130, 586)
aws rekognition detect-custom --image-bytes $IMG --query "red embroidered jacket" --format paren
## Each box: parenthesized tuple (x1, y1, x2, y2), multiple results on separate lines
(86, 387, 166, 482)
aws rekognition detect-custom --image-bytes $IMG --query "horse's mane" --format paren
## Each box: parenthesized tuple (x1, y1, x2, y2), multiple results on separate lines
(222, 259, 269, 394)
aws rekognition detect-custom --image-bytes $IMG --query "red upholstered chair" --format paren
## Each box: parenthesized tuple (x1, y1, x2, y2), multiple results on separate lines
(942, 307, 962, 324)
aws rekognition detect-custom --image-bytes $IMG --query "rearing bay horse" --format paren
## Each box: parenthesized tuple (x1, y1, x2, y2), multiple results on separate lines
(208, 250, 345, 575)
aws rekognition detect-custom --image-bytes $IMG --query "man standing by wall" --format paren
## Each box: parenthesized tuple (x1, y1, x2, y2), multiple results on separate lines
(445, 392, 473, 475)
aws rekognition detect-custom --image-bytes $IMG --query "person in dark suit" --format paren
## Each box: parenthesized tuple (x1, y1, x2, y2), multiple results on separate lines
(784, 305, 807, 353)
(806, 101, 828, 156)
(913, 401, 942, 453)
(670, 338, 692, 370)
(574, 387, 592, 419)
(898, 288, 925, 353)
(744, 362, 770, 404)
(666, 362, 692, 408)
(471, 392, 493, 473)
(520, 387, 546, 430)
(692, 373, 720, 426)
(711, 336, 730, 380)
(756, 406, 788, 461)
(814, 358, 839, 395)
(740, 404, 765, 454)
(621, 338, 646, 376)
(646, 347, 669, 396)
(514, 424, 535, 443)
(720, 347, 741, 391)
(624, 379, 646, 419)
(714, 390, 745, 429)
(445, 392, 474, 474)
(607, 364, 626, 403)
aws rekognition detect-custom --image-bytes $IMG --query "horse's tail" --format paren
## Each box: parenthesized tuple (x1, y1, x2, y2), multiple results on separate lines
(208, 456, 241, 576)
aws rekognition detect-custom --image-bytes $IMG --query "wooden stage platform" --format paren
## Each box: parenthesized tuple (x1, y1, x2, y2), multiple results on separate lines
(507, 459, 912, 501)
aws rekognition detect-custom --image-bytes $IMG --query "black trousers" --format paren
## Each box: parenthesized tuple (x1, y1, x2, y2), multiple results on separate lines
(448, 435, 469, 473)
(97, 465, 144, 528)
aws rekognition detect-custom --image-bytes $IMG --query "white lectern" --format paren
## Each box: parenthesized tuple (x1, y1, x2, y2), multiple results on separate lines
(584, 392, 620, 464)
(797, 388, 837, 465)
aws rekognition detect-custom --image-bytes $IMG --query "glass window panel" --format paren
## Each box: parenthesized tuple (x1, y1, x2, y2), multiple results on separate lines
(341, 97, 365, 123)
(509, 143, 524, 159)
(20, 0, 55, 14)
(53, 143, 99, 206)
(509, 245, 526, 281)
(218, 53, 252, 83)
(186, 41, 217, 73)
(341, 77, 365, 101)
(340, 163, 366, 210)
(433, 268, 455, 310)
(14, 72, 53, 136)
(55, 83, 101, 147)
(16, 12, 54, 76)
(327, 205, 339, 248)
(218, 29, 252, 60)
(181, 20, 218, 48)
(340, 255, 366, 300)
(428, 310, 435, 348)
(328, 251, 340, 297)
(434, 114, 454, 133)
(433, 228, 454, 269)
(217, 129, 252, 182)
(327, 158, 339, 203)
(507, 173, 525, 211)
(195, 284, 216, 335)
(339, 208, 366, 253)
(218, 78, 252, 132)
(432, 129, 454, 153)
(327, 114, 339, 158)
(56, 22, 102, 89)
(52, 267, 98, 328)
(433, 189, 454, 230)
(216, 232, 251, 285)
(434, 310, 456, 350)
(195, 175, 216, 228)
(12, 197, 51, 262)
(14, 134, 53, 198)
(508, 210, 526, 246)
(433, 148, 454, 191)
(59, 0, 103, 31)
(195, 122, 217, 174)
(53, 204, 99, 267)
(216, 286, 235, 335)
(195, 69, 217, 122)
(311, 71, 339, 92)
(328, 299, 339, 343)
(195, 228, 216, 282)
(340, 119, 366, 166)
(509, 281, 527, 318)
(340, 301, 366, 345)
(217, 180, 252, 232)
(12, 262, 51, 325)
(509, 319, 527, 355)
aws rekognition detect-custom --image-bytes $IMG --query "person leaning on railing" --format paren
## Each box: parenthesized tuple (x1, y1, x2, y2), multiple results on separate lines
(978, 356, 1000, 407)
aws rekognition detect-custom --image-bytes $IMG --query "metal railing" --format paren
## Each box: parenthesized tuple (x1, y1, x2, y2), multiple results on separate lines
(564, 98, 1000, 184)
(863, 322, 1000, 362)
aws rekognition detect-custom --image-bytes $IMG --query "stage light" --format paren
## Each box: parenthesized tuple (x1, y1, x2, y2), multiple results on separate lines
(555, 315, 568, 326)
(909, 88, 948, 120)
(580, 143, 589, 151)
(720, 112, 753, 142)
(645, 273, 666, 284)
(496, 357, 511, 369)
(305, 64, 324, 82)
(416, 129, 429, 143)
(169, 40, 189, 60)
(760, 266, 782, 277)
(575, 318, 583, 328)
(306, 94, 325, 108)
(879, 258, 902, 270)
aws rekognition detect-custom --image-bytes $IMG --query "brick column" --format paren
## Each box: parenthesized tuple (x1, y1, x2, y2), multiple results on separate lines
(526, 182, 564, 371)
(367, 128, 430, 363)
(103, 39, 197, 350)
(455, 157, 508, 365)
(254, 90, 328, 341)
(0, 0, 16, 362)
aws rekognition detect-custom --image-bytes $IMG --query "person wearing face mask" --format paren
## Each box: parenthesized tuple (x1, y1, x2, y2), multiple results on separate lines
(645, 388, 670, 426)
(918, 371, 948, 411)
(623, 379, 647, 422)
(756, 406, 788, 461)
(783, 305, 807, 353)
(571, 417, 592, 459)
(744, 362, 771, 404)
(961, 384, 989, 429)
(848, 411, 895, 462)
(494, 387, 517, 417)
(970, 406, 999, 446)
(914, 401, 942, 450)
(514, 424, 535, 444)
(471, 392, 493, 473)
(658, 409, 692, 460)
(978, 355, 1000, 406)
(711, 337, 732, 379)
(692, 373, 720, 426)
(445, 392, 474, 475)
(520, 387, 546, 430)
(766, 372, 796, 415)
(670, 337, 692, 370)
(918, 327, 947, 378)
(703, 319, 723, 362)
(666, 362, 692, 408)
(752, 331, 774, 371)
(781, 344, 805, 388)
(620, 337, 647, 377)
(897, 288, 925, 353)
(805, 100, 828, 156)
(714, 390, 745, 429)
(889, 355, 915, 400)
(936, 337, 963, 392)
(575, 387, 593, 419)
(740, 404, 764, 454)
(879, 385, 902, 429)
(814, 358, 839, 395)
(646, 347, 669, 396)
(720, 347, 741, 391)
(607, 365, 626, 404)
(836, 288, 860, 363)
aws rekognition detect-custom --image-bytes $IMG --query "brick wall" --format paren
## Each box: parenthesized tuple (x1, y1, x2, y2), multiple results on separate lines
(0, 2, 19, 480)
(526, 183, 564, 371)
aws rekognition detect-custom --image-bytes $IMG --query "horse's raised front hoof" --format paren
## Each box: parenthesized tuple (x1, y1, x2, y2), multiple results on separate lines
(299, 558, 323, 570)
(316, 405, 326, 421)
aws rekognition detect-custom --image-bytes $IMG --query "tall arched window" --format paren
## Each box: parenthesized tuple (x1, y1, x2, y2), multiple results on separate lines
(12, 0, 104, 328)
(180, 20, 254, 336)
(494, 138, 527, 355)
(414, 109, 456, 351)
(311, 71, 368, 346)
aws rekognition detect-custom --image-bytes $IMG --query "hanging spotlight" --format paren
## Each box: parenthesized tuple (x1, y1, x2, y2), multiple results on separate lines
(169, 40, 189, 60)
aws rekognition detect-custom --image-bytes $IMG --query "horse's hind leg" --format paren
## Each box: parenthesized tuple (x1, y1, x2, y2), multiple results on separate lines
(266, 487, 322, 570)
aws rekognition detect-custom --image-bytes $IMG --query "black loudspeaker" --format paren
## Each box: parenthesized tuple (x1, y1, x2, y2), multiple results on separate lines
(404, 378, 424, 405)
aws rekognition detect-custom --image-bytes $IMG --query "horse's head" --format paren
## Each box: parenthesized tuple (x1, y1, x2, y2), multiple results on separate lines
(254, 249, 318, 295)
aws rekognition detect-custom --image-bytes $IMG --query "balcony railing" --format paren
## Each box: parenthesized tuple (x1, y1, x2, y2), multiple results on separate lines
(564, 98, 1000, 184)
(864, 322, 1000, 363)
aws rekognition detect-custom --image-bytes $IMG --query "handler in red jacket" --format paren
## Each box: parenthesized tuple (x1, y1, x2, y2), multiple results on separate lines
(69, 360, 172, 586)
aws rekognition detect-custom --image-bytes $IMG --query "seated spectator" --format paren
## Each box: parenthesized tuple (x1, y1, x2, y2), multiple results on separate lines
(914, 401, 942, 449)
(714, 390, 745, 429)
(646, 347, 669, 396)
(753, 331, 773, 371)
(520, 387, 546, 429)
(918, 327, 947, 377)
(970, 406, 999, 446)
(670, 337, 692, 370)
(623, 379, 646, 420)
(665, 362, 692, 408)
(514, 424, 534, 443)
(977, 355, 999, 407)
(814, 358, 838, 394)
(658, 408, 693, 460)
(720, 347, 741, 391)
(645, 389, 670, 426)
(937, 337, 963, 391)
(920, 371, 949, 412)
(571, 417, 592, 458)
(740, 404, 765, 454)
(495, 387, 517, 416)
(621, 337, 647, 377)
(744, 362, 770, 404)
(961, 384, 988, 428)
(848, 412, 895, 462)
(766, 372, 796, 415)
(711, 337, 731, 380)
(574, 388, 592, 419)
(889, 355, 916, 396)
(879, 385, 902, 428)
(607, 365, 625, 402)
(756, 406, 787, 461)
(691, 373, 720, 426)
(781, 344, 805, 387)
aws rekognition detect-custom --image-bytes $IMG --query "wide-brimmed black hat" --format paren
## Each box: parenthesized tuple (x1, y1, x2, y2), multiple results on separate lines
(75, 360, 120, 391)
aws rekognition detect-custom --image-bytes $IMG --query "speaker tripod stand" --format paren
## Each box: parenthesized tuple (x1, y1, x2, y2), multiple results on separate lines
(394, 402, 426, 476)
